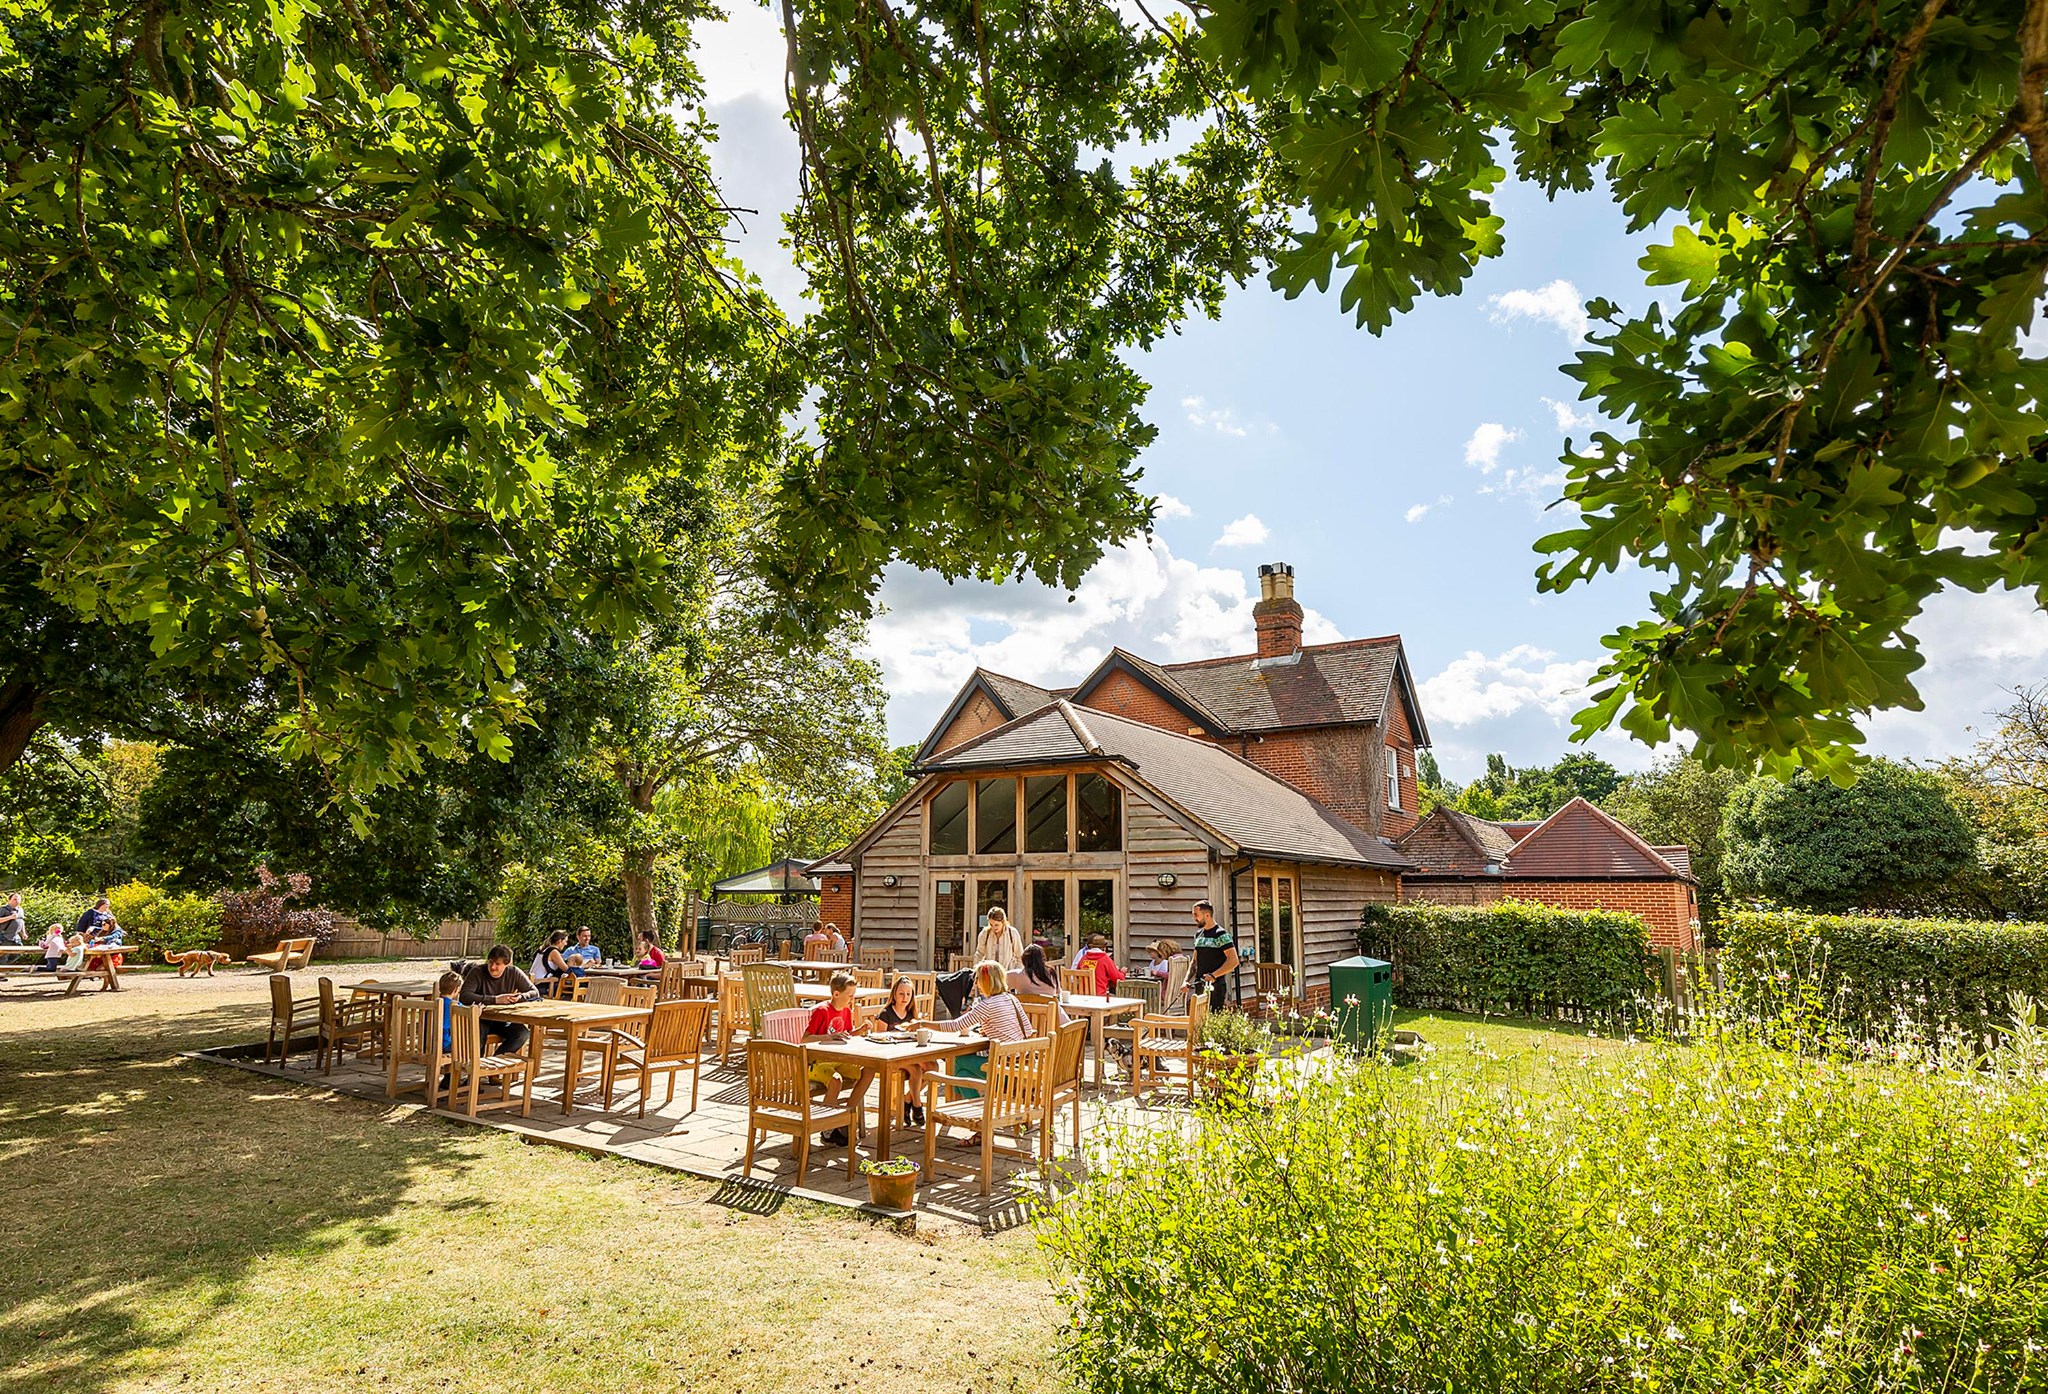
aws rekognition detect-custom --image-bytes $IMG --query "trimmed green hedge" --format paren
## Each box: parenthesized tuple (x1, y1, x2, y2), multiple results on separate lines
(497, 862, 691, 962)
(1358, 899, 1656, 1019)
(1722, 908, 2048, 1038)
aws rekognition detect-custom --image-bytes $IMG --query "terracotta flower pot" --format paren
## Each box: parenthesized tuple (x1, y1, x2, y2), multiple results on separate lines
(1195, 1050, 1261, 1099)
(865, 1167, 918, 1210)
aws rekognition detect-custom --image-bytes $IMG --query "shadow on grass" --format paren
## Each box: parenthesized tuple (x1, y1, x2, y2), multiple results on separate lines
(0, 1002, 487, 1392)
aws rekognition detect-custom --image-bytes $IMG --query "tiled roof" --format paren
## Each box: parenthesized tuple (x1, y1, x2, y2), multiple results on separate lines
(1445, 809, 1520, 864)
(1500, 798, 1692, 880)
(1653, 845, 1693, 878)
(922, 701, 1410, 870)
(1157, 637, 1413, 736)
(979, 670, 1059, 718)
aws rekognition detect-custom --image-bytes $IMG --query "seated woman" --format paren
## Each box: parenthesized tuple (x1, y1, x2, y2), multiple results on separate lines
(1148, 939, 1186, 982)
(529, 931, 570, 986)
(1006, 943, 1062, 997)
(634, 929, 666, 970)
(925, 960, 1036, 1089)
(803, 971, 874, 1146)
(871, 976, 930, 1126)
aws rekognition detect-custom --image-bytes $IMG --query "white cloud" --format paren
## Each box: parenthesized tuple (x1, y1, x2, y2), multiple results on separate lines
(1420, 645, 1600, 727)
(691, 7, 789, 106)
(1464, 422, 1520, 473)
(1865, 586, 2048, 761)
(865, 541, 1344, 742)
(1544, 396, 1596, 433)
(1181, 395, 1256, 438)
(1489, 279, 1590, 339)
(1212, 513, 1271, 549)
(1153, 493, 1193, 518)
(1406, 494, 1453, 524)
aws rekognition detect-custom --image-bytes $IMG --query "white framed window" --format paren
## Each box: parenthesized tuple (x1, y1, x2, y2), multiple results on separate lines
(1386, 746, 1402, 810)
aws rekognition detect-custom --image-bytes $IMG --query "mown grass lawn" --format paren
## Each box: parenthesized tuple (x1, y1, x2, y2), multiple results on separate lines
(0, 969, 1631, 1393)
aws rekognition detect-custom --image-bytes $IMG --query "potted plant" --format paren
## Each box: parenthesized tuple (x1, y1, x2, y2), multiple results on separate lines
(859, 1155, 920, 1210)
(1193, 1009, 1269, 1098)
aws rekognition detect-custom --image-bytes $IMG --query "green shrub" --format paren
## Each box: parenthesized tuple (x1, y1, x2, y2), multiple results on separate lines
(497, 861, 691, 961)
(1723, 907, 2048, 1042)
(131, 892, 224, 957)
(1039, 1032, 2048, 1394)
(1358, 899, 1655, 1019)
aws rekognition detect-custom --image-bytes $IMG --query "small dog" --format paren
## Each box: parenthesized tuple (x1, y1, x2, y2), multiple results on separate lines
(165, 949, 232, 977)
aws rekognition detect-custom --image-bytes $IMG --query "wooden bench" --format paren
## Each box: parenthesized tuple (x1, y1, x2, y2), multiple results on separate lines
(0, 966, 118, 994)
(247, 937, 316, 972)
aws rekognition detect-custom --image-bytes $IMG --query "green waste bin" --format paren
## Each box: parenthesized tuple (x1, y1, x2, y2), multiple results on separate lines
(694, 913, 712, 951)
(1328, 954, 1394, 1049)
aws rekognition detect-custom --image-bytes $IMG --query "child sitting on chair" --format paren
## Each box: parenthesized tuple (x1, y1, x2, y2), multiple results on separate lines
(802, 971, 873, 1147)
(437, 971, 464, 1053)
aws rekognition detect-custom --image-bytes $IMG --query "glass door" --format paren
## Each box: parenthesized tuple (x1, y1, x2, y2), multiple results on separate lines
(1077, 878, 1117, 961)
(931, 877, 967, 971)
(1255, 872, 1300, 993)
(974, 878, 1012, 962)
(1027, 878, 1068, 964)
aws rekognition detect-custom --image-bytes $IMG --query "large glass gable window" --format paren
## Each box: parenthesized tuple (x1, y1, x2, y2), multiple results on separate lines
(928, 781, 969, 855)
(1074, 773, 1122, 852)
(975, 778, 1018, 854)
(1025, 775, 1068, 853)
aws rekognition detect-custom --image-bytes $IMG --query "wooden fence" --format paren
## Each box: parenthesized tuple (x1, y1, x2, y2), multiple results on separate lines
(326, 918, 499, 961)
(1653, 946, 1724, 1030)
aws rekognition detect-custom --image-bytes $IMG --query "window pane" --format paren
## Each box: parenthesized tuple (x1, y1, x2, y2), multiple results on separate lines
(1025, 775, 1068, 852)
(1030, 879, 1067, 961)
(976, 880, 1011, 938)
(1256, 875, 1277, 963)
(1077, 879, 1116, 956)
(1277, 876, 1296, 970)
(1074, 774, 1122, 852)
(975, 777, 1017, 854)
(933, 879, 966, 965)
(929, 782, 968, 855)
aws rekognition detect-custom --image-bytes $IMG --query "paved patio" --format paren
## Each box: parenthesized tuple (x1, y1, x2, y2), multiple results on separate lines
(193, 1024, 1184, 1231)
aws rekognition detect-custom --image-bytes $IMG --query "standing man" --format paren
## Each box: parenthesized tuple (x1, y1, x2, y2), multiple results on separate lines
(1188, 900, 1239, 1010)
(0, 893, 25, 946)
(973, 905, 1024, 973)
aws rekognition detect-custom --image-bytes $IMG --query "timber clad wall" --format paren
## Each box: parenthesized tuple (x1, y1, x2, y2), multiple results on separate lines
(1403, 878, 1700, 953)
(1228, 863, 1400, 1003)
(1123, 786, 1212, 953)
(856, 806, 923, 963)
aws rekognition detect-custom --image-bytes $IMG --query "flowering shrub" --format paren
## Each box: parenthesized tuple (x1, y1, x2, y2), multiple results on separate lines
(1359, 899, 1656, 1021)
(216, 866, 334, 958)
(1724, 908, 2048, 1044)
(1040, 1020, 2048, 1393)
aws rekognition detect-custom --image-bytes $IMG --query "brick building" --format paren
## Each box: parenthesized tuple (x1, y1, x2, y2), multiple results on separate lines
(1395, 798, 1701, 951)
(823, 563, 1426, 1000)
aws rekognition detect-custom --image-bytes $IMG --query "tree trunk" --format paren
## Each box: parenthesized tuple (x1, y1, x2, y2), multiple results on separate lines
(0, 678, 47, 776)
(620, 774, 660, 944)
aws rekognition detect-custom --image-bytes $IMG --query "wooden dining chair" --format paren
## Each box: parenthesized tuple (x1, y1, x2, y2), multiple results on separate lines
(947, 953, 972, 973)
(1043, 1020, 1089, 1160)
(857, 944, 895, 971)
(1163, 956, 1191, 1003)
(1255, 961, 1296, 1005)
(1021, 998, 1060, 1038)
(715, 972, 751, 1063)
(444, 1003, 534, 1118)
(606, 999, 714, 1116)
(316, 976, 382, 1074)
(907, 972, 938, 1022)
(742, 963, 797, 1037)
(1130, 996, 1209, 1103)
(266, 973, 321, 1065)
(1103, 977, 1162, 1069)
(729, 944, 765, 967)
(924, 1036, 1054, 1197)
(578, 982, 656, 1100)
(744, 1040, 858, 1184)
(1060, 967, 1097, 998)
(384, 997, 449, 1108)
(854, 966, 885, 991)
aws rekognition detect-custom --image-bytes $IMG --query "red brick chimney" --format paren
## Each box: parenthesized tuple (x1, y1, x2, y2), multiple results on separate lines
(1253, 562, 1303, 660)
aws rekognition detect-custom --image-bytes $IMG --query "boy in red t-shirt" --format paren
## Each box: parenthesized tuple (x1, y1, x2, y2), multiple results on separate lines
(1076, 935, 1125, 996)
(802, 972, 873, 1146)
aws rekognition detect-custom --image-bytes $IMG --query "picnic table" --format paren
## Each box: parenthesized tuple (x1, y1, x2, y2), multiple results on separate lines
(483, 999, 653, 1116)
(0, 941, 128, 992)
(1059, 993, 1145, 1085)
(804, 1030, 985, 1164)
(350, 978, 439, 1054)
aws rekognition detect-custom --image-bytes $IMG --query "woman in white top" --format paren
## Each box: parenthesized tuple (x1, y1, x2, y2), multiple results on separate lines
(529, 931, 569, 985)
(972, 906, 1024, 972)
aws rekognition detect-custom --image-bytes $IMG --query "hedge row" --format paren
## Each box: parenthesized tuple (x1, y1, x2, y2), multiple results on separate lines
(1721, 908, 2048, 1038)
(1358, 899, 1655, 1019)
(496, 862, 690, 962)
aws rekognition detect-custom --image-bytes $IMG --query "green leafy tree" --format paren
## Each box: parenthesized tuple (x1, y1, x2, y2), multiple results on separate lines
(785, 0, 2048, 768)
(1604, 754, 1744, 932)
(1436, 751, 1623, 821)
(1722, 758, 1975, 911)
(1937, 683, 2048, 919)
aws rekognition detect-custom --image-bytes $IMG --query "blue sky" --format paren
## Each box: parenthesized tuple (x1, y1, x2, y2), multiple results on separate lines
(693, 14, 2048, 783)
